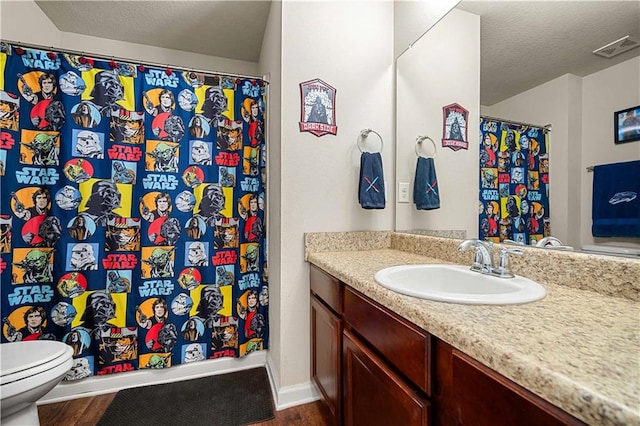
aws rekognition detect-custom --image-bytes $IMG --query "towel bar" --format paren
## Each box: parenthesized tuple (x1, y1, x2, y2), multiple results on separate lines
(357, 129, 383, 153)
(415, 135, 437, 158)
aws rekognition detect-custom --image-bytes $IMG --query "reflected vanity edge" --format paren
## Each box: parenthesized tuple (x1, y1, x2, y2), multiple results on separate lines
(395, 230, 640, 259)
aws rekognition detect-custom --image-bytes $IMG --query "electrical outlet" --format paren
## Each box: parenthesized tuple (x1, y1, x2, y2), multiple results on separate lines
(398, 182, 410, 203)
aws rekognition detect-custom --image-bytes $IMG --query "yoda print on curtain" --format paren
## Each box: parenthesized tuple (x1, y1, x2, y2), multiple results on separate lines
(478, 118, 550, 245)
(0, 43, 268, 380)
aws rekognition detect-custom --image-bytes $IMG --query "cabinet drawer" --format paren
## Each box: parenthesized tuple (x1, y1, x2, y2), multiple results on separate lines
(343, 286, 432, 396)
(343, 329, 430, 426)
(310, 265, 342, 314)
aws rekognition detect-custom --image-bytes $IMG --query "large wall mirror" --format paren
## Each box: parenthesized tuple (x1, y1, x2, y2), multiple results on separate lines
(395, 1, 640, 258)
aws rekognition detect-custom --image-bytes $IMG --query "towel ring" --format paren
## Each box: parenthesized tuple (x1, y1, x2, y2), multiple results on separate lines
(357, 128, 383, 153)
(415, 135, 437, 158)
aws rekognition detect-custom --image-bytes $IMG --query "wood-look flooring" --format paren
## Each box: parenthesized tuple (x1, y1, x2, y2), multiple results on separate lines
(38, 394, 331, 426)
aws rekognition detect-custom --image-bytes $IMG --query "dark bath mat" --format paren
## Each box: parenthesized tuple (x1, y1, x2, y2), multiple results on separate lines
(97, 367, 275, 426)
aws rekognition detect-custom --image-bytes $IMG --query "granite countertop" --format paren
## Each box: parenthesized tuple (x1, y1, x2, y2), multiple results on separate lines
(306, 248, 640, 426)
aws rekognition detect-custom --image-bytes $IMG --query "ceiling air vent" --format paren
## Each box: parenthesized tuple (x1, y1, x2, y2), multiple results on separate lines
(593, 35, 640, 58)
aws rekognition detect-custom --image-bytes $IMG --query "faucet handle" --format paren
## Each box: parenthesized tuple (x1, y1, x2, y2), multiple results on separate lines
(493, 247, 524, 278)
(470, 249, 485, 272)
(500, 246, 525, 255)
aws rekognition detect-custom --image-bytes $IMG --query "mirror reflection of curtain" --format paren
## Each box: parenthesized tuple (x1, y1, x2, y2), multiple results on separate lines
(479, 118, 550, 245)
(0, 44, 269, 380)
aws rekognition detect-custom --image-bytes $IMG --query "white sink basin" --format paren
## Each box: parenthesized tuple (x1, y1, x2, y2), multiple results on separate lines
(374, 264, 546, 305)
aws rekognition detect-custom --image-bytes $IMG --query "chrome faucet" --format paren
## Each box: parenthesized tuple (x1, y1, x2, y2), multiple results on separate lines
(458, 239, 524, 278)
(457, 239, 494, 274)
(536, 236, 562, 247)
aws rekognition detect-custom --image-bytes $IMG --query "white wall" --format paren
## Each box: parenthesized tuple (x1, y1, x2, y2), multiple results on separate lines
(484, 56, 640, 251)
(1, 0, 60, 45)
(580, 57, 640, 250)
(394, 0, 460, 59)
(257, 0, 292, 407)
(1, 0, 258, 76)
(277, 0, 394, 393)
(395, 9, 480, 236)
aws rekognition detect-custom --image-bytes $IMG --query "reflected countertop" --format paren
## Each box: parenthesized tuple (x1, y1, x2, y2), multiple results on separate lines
(306, 244, 639, 426)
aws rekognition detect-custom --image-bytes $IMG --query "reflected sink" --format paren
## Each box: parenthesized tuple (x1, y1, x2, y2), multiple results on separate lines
(374, 264, 546, 305)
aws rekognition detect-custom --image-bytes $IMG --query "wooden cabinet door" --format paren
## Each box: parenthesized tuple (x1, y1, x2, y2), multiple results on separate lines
(343, 329, 430, 426)
(311, 296, 342, 426)
(451, 349, 586, 426)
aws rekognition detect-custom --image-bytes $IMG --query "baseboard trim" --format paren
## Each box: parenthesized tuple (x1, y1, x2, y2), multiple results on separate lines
(274, 380, 321, 410)
(38, 352, 267, 405)
(265, 355, 320, 411)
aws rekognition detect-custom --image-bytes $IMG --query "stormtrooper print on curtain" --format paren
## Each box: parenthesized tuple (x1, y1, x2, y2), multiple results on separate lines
(478, 117, 550, 245)
(0, 43, 268, 380)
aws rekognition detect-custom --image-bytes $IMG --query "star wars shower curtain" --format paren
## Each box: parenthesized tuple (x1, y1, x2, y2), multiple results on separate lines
(478, 118, 550, 244)
(0, 43, 268, 380)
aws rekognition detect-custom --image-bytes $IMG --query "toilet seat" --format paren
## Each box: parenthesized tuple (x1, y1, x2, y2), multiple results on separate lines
(1, 341, 74, 385)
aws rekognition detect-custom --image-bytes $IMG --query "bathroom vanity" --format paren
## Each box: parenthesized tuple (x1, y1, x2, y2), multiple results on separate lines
(306, 232, 639, 426)
(311, 265, 432, 425)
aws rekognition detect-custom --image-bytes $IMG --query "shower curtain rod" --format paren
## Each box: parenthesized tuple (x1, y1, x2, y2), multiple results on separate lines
(1, 39, 269, 84)
(481, 115, 551, 132)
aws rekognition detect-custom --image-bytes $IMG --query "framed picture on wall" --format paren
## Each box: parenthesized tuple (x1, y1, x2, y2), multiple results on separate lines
(614, 105, 640, 144)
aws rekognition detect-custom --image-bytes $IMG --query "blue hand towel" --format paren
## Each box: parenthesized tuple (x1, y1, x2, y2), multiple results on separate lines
(414, 157, 440, 210)
(592, 160, 640, 237)
(358, 152, 386, 209)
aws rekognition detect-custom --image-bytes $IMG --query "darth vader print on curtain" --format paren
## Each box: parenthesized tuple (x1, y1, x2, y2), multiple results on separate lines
(0, 43, 268, 380)
(478, 117, 550, 245)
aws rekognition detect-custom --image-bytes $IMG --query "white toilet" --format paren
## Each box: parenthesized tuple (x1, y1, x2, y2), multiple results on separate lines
(1, 341, 74, 425)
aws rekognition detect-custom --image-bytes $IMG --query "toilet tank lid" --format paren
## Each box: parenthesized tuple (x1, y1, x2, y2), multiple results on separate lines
(0, 341, 71, 378)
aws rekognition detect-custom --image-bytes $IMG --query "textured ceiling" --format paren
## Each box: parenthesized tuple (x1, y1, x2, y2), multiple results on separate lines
(457, 0, 640, 105)
(34, 1, 272, 63)
(35, 1, 640, 106)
